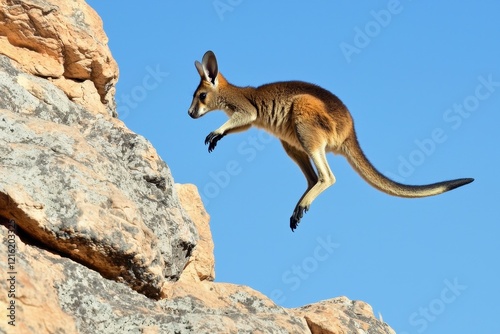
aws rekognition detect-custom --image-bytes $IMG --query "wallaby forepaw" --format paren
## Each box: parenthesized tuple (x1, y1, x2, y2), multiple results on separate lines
(205, 132, 225, 152)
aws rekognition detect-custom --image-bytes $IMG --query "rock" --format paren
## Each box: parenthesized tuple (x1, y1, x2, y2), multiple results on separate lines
(0, 0, 397, 333)
(293, 297, 396, 334)
(1, 221, 79, 334)
(0, 0, 118, 116)
(0, 54, 197, 299)
(176, 183, 215, 282)
(0, 229, 310, 334)
(0, 226, 393, 334)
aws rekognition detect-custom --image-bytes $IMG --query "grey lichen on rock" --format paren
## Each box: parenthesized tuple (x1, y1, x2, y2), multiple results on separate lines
(0, 53, 197, 299)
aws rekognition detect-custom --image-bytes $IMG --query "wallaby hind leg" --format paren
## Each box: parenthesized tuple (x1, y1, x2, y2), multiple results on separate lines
(289, 95, 337, 231)
(290, 148, 336, 231)
(281, 140, 318, 189)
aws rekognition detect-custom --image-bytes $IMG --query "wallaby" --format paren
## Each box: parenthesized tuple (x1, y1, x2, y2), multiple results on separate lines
(188, 50, 474, 231)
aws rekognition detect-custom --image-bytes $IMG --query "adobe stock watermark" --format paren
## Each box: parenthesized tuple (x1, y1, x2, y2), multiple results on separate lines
(4, 219, 17, 327)
(270, 235, 340, 304)
(340, 0, 409, 63)
(385, 74, 499, 182)
(213, 0, 243, 21)
(116, 64, 169, 119)
(200, 130, 273, 206)
(399, 277, 467, 334)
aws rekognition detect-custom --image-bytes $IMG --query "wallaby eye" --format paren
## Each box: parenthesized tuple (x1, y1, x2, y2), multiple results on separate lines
(199, 92, 207, 101)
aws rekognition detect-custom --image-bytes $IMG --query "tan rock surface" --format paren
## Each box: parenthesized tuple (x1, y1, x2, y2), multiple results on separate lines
(294, 296, 396, 334)
(1, 221, 79, 334)
(176, 183, 215, 282)
(0, 0, 118, 116)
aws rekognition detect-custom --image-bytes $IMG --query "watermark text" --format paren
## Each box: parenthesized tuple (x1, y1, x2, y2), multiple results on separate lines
(5, 219, 17, 327)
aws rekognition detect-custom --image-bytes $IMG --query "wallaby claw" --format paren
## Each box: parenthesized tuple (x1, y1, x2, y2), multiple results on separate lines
(205, 132, 225, 152)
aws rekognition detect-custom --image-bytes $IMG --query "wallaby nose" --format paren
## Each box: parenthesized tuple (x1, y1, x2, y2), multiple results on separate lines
(188, 108, 198, 119)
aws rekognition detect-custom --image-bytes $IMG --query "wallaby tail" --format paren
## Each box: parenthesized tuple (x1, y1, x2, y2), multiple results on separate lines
(341, 132, 474, 198)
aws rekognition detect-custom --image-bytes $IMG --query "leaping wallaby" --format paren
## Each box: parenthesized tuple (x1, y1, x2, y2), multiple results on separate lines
(188, 50, 474, 231)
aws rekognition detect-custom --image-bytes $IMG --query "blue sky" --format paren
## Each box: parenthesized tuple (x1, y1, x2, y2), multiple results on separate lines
(87, 1, 499, 333)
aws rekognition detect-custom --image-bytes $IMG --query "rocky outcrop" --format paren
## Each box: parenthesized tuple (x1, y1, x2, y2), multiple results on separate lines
(0, 0, 117, 116)
(0, 53, 197, 299)
(0, 192, 395, 334)
(0, 226, 310, 334)
(0, 0, 396, 333)
(295, 297, 395, 333)
(0, 1, 197, 298)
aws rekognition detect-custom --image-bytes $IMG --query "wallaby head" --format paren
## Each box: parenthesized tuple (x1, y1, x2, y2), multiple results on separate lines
(188, 51, 221, 119)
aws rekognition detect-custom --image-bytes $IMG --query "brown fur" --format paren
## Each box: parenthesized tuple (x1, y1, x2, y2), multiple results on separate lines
(188, 51, 474, 231)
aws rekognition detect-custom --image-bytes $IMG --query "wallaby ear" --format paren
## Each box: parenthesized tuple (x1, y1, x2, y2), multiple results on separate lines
(201, 50, 218, 85)
(195, 61, 205, 79)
